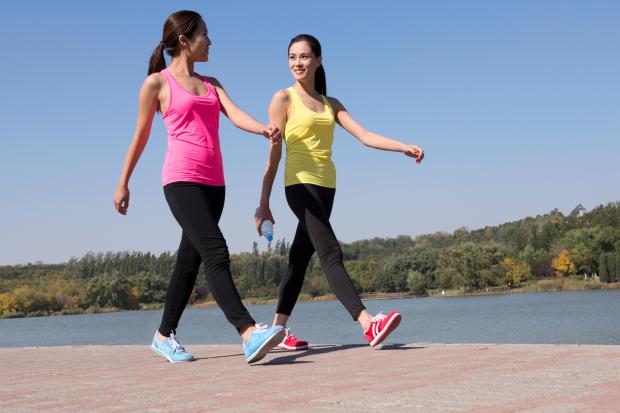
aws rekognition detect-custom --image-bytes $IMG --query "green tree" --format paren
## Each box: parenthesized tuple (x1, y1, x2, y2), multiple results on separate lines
(607, 253, 618, 283)
(130, 272, 168, 304)
(302, 271, 331, 297)
(435, 242, 506, 290)
(86, 273, 139, 309)
(519, 244, 553, 263)
(375, 256, 410, 292)
(407, 270, 427, 295)
(479, 264, 505, 290)
(436, 267, 465, 290)
(599, 254, 609, 283)
(559, 227, 599, 274)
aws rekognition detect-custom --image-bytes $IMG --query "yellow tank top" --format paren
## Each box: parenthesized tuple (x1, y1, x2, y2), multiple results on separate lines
(284, 87, 337, 188)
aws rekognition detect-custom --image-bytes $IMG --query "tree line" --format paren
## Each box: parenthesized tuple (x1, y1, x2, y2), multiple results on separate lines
(1, 202, 619, 317)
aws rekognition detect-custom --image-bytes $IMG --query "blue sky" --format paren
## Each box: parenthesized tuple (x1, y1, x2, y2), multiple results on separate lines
(0, 1, 618, 265)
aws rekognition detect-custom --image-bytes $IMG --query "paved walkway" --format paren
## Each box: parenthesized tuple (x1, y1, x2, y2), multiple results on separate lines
(2, 343, 619, 412)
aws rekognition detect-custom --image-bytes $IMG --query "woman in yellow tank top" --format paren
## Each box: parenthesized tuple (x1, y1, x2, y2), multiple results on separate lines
(255, 34, 425, 350)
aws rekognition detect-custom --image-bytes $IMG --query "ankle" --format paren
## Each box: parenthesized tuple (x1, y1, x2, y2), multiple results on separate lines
(273, 313, 289, 328)
(240, 324, 256, 343)
(157, 331, 169, 342)
(357, 311, 373, 331)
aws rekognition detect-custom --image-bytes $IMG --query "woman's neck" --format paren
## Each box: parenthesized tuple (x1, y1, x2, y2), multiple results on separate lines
(295, 79, 319, 97)
(169, 55, 195, 75)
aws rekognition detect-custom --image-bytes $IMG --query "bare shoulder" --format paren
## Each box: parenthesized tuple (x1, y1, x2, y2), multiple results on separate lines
(203, 75, 223, 88)
(326, 96, 345, 111)
(143, 72, 165, 92)
(272, 88, 291, 104)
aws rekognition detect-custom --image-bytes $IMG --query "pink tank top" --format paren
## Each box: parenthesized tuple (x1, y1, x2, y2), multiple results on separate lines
(160, 69, 225, 186)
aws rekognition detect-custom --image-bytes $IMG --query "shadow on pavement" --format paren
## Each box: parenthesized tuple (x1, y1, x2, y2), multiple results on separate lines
(190, 343, 425, 363)
(381, 343, 426, 350)
(194, 352, 245, 361)
(260, 343, 425, 365)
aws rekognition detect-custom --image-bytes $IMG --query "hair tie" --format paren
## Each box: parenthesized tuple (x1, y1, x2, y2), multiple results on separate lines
(159, 41, 166, 48)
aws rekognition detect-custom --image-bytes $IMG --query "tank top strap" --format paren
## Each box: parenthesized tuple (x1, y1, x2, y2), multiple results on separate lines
(287, 87, 300, 104)
(321, 95, 334, 115)
(286, 87, 298, 117)
(161, 68, 181, 97)
(161, 68, 174, 85)
(198, 75, 213, 94)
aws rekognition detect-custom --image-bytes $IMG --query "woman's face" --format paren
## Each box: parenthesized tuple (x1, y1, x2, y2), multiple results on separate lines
(185, 19, 211, 62)
(288, 41, 322, 83)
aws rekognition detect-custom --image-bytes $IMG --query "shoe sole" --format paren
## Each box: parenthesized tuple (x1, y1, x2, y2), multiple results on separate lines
(369, 313, 401, 348)
(247, 329, 286, 364)
(151, 344, 193, 363)
(276, 343, 309, 351)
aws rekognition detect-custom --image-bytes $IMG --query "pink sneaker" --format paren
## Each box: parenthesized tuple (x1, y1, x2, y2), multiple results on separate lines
(364, 310, 401, 347)
(276, 328, 308, 351)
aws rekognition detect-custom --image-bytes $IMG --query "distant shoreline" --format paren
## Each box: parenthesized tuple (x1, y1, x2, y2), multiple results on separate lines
(2, 278, 619, 319)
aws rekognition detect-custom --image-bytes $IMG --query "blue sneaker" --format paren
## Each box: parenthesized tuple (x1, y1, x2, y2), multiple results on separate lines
(151, 331, 194, 363)
(243, 324, 285, 364)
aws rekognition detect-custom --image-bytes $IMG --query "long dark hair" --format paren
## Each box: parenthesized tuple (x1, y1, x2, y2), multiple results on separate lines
(288, 34, 326, 95)
(148, 10, 203, 76)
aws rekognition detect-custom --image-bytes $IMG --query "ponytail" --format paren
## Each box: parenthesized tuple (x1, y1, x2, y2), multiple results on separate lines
(148, 10, 203, 76)
(289, 34, 327, 96)
(315, 64, 327, 96)
(148, 42, 167, 76)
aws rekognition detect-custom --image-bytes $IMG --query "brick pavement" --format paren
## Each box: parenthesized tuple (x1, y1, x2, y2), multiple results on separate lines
(1, 343, 619, 412)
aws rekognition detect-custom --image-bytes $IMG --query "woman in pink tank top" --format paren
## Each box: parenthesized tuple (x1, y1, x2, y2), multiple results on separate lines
(113, 10, 286, 364)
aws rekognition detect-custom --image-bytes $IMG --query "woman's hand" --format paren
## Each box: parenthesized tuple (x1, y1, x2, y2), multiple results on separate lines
(402, 144, 425, 164)
(261, 124, 281, 144)
(254, 206, 275, 236)
(114, 185, 130, 215)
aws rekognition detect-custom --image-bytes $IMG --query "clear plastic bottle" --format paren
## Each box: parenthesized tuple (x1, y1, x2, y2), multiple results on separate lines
(260, 220, 274, 242)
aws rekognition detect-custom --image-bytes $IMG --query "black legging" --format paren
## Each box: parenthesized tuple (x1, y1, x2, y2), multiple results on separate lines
(158, 182, 255, 336)
(277, 183, 366, 320)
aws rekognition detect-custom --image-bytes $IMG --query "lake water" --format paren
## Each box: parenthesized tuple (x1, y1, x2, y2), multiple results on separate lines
(1, 290, 619, 347)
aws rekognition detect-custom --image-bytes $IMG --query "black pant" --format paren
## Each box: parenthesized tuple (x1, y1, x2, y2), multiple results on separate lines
(159, 182, 255, 336)
(277, 183, 366, 320)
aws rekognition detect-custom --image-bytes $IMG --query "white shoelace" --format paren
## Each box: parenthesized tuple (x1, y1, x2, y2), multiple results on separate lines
(254, 323, 269, 333)
(166, 333, 186, 353)
(284, 328, 298, 339)
(373, 312, 386, 322)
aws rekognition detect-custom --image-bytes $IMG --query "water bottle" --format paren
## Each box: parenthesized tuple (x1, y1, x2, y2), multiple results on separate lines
(260, 220, 274, 242)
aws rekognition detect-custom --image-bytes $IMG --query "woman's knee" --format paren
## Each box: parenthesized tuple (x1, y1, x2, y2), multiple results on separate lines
(197, 237, 231, 270)
(316, 242, 344, 268)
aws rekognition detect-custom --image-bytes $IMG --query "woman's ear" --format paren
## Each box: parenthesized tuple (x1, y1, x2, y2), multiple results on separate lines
(178, 34, 189, 49)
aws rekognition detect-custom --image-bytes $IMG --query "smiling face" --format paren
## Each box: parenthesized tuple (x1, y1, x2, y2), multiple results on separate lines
(288, 40, 322, 83)
(183, 19, 212, 62)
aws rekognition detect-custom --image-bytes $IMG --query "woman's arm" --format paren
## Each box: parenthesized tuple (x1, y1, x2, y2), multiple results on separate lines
(209, 77, 279, 140)
(328, 97, 424, 163)
(113, 75, 161, 215)
(255, 89, 289, 235)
